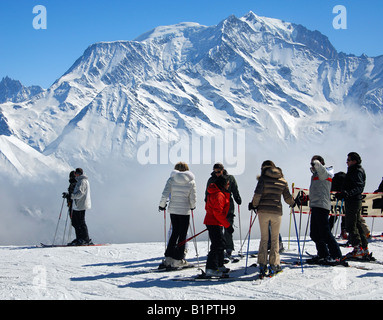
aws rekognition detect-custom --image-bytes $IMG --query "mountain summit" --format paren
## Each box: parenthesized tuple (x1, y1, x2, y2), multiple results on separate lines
(0, 11, 382, 176)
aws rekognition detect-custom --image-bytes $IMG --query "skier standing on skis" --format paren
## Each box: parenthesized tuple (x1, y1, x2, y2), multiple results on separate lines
(335, 152, 368, 259)
(307, 155, 342, 264)
(205, 163, 241, 262)
(249, 160, 295, 277)
(159, 162, 197, 269)
(65, 168, 92, 246)
(204, 174, 233, 277)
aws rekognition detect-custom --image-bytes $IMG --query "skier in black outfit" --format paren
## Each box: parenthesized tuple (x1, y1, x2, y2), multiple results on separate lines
(335, 152, 368, 259)
(329, 172, 347, 238)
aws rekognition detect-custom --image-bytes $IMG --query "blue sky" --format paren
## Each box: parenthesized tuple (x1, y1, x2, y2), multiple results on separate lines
(0, 0, 382, 88)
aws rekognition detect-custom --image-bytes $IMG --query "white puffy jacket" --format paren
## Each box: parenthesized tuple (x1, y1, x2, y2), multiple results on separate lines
(71, 175, 91, 211)
(159, 170, 197, 215)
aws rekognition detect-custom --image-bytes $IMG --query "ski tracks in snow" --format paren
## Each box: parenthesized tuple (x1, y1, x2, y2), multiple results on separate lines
(1, 239, 383, 299)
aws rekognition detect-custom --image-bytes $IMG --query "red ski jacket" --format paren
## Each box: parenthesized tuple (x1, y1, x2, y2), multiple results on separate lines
(204, 183, 231, 228)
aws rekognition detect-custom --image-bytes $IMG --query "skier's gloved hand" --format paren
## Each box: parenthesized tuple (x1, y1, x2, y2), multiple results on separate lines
(226, 225, 234, 234)
(248, 202, 255, 211)
(62, 192, 69, 199)
(158, 205, 167, 211)
(190, 207, 196, 211)
(294, 191, 309, 206)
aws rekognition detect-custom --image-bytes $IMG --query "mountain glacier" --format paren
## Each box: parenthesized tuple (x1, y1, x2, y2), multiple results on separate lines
(0, 11, 382, 177)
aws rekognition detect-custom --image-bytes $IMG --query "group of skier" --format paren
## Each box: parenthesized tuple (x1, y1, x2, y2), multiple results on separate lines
(157, 151, 376, 278)
(157, 162, 241, 277)
(60, 151, 377, 279)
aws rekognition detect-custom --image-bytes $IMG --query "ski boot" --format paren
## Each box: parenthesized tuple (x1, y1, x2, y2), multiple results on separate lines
(268, 264, 282, 277)
(345, 246, 367, 260)
(258, 264, 267, 279)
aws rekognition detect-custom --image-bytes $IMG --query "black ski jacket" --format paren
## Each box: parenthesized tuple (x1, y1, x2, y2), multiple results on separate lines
(343, 164, 366, 201)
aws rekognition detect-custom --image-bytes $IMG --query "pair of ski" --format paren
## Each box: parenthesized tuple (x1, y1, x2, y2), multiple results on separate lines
(284, 252, 380, 270)
(39, 243, 106, 248)
(150, 264, 196, 273)
(172, 266, 282, 282)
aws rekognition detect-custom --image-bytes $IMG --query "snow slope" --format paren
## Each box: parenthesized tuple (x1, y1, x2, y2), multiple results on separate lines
(2, 236, 383, 301)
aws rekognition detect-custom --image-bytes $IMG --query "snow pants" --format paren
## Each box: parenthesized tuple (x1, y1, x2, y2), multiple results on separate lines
(258, 212, 281, 266)
(345, 199, 368, 248)
(165, 214, 190, 260)
(206, 225, 226, 270)
(72, 210, 90, 242)
(310, 207, 342, 259)
(223, 198, 235, 254)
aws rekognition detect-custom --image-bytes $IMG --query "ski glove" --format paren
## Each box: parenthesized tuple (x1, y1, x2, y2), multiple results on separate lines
(226, 225, 234, 234)
(158, 205, 167, 211)
(248, 202, 256, 211)
(62, 192, 70, 199)
(294, 191, 309, 206)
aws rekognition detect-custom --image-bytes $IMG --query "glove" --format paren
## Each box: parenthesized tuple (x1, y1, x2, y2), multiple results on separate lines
(62, 192, 69, 199)
(190, 207, 196, 211)
(248, 202, 255, 211)
(294, 191, 309, 206)
(158, 206, 166, 211)
(226, 225, 234, 234)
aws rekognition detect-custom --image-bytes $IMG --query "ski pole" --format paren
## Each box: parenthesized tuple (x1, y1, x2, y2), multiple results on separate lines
(178, 228, 207, 248)
(62, 208, 70, 245)
(52, 198, 65, 245)
(288, 183, 294, 250)
(298, 193, 303, 239)
(190, 210, 201, 269)
(288, 210, 292, 250)
(237, 204, 243, 256)
(245, 209, 257, 275)
(239, 213, 257, 254)
(67, 208, 73, 244)
(292, 207, 304, 273)
(302, 209, 311, 254)
(163, 208, 167, 252)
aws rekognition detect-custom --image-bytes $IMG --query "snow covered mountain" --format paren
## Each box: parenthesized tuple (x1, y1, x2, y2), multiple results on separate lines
(0, 11, 382, 176)
(0, 76, 44, 105)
